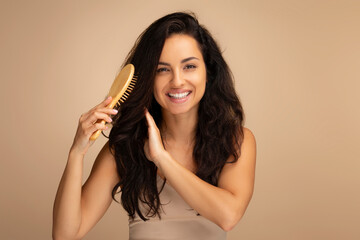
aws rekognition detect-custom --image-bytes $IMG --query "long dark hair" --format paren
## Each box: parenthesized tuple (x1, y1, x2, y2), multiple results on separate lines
(107, 12, 245, 221)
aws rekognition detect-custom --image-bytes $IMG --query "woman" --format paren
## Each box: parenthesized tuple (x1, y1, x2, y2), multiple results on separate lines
(53, 12, 256, 240)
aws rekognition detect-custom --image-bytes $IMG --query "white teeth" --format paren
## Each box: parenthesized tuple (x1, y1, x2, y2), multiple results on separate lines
(168, 91, 191, 99)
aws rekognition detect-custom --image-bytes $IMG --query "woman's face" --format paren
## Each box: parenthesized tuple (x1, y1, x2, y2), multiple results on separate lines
(153, 34, 207, 116)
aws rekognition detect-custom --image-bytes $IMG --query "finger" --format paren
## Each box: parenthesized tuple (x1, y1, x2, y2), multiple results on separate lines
(144, 108, 150, 126)
(88, 122, 108, 137)
(143, 140, 150, 159)
(144, 108, 157, 128)
(84, 111, 113, 128)
(95, 96, 113, 109)
(98, 107, 118, 116)
(84, 97, 112, 119)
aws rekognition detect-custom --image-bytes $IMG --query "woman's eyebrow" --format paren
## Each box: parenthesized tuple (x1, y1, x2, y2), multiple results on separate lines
(158, 57, 199, 66)
(181, 57, 199, 63)
(158, 61, 170, 66)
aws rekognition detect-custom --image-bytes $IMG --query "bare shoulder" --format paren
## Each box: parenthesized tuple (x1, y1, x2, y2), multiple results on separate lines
(86, 140, 120, 186)
(238, 126, 257, 168)
(81, 140, 119, 191)
(218, 126, 257, 196)
(93, 141, 116, 167)
(242, 127, 256, 147)
(91, 141, 121, 196)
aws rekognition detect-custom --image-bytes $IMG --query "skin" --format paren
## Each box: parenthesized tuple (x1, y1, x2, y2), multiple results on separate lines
(143, 34, 257, 231)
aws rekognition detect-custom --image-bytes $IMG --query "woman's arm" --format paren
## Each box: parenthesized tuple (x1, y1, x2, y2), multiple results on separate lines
(52, 141, 120, 240)
(53, 96, 120, 239)
(157, 128, 256, 231)
(143, 109, 256, 231)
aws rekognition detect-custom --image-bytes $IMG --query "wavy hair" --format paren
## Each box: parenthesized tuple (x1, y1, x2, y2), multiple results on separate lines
(107, 12, 245, 221)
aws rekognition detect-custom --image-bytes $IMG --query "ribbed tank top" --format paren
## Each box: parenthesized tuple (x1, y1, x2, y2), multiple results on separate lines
(128, 174, 227, 240)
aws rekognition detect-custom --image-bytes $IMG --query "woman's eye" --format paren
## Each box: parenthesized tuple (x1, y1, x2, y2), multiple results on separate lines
(185, 64, 196, 70)
(156, 67, 169, 73)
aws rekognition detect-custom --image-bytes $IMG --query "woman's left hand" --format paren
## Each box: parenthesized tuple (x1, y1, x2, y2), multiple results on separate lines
(143, 108, 166, 167)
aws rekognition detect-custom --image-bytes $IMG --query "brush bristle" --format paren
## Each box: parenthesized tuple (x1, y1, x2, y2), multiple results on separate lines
(114, 76, 137, 109)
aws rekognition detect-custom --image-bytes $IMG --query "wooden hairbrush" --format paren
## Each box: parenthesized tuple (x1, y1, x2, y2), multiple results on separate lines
(90, 63, 137, 140)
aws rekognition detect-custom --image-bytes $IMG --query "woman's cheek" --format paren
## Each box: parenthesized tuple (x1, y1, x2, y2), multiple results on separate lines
(153, 89, 165, 108)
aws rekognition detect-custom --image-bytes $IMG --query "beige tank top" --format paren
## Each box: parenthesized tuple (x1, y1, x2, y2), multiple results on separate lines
(128, 174, 227, 240)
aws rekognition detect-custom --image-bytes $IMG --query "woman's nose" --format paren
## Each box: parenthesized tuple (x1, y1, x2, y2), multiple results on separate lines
(171, 69, 185, 86)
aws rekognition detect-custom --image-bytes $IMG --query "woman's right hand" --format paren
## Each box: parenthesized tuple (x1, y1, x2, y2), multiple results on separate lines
(70, 96, 118, 156)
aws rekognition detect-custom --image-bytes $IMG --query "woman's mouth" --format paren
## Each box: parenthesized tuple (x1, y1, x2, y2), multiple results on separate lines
(166, 91, 192, 103)
(167, 91, 191, 99)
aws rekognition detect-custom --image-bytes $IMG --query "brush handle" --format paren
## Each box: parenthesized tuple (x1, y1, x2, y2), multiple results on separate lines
(89, 119, 107, 141)
(89, 97, 117, 141)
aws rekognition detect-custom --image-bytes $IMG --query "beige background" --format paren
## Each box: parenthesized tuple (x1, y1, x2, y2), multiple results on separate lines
(1, 0, 359, 239)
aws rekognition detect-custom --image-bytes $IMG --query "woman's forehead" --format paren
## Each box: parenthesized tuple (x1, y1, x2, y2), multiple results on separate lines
(159, 34, 203, 62)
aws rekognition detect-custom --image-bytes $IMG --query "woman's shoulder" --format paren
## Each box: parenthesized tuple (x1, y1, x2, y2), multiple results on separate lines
(242, 127, 256, 141)
(228, 126, 256, 161)
(239, 127, 256, 155)
(90, 140, 119, 181)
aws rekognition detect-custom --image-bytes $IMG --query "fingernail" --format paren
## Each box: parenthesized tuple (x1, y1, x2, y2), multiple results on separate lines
(112, 109, 118, 113)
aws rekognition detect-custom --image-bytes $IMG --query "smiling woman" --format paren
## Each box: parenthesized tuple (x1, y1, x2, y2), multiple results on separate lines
(53, 11, 256, 240)
(154, 34, 207, 115)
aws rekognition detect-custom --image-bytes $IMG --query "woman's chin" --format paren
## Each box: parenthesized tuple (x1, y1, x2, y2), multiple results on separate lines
(164, 105, 199, 116)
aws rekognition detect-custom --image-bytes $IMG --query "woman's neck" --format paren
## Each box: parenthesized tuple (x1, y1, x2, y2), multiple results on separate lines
(160, 109, 198, 147)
